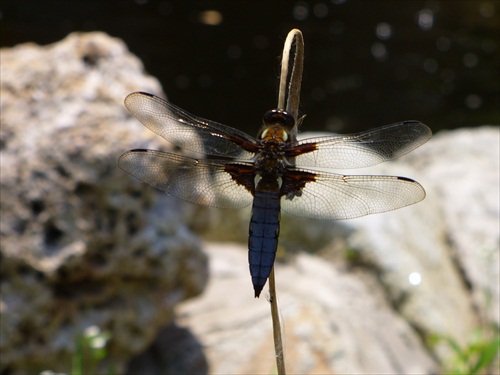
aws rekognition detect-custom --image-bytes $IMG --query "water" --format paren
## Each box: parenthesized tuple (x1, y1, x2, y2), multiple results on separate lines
(2, 0, 498, 133)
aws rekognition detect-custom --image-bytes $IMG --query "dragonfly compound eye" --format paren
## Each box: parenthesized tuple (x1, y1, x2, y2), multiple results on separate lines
(263, 109, 295, 129)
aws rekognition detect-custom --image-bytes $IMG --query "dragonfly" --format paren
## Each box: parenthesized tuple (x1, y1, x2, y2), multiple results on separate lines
(119, 91, 432, 297)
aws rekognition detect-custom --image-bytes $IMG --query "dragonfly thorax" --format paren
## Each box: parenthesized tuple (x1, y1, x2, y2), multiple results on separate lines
(254, 142, 287, 179)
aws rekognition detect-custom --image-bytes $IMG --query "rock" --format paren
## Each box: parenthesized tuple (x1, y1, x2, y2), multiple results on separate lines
(330, 126, 498, 351)
(174, 243, 438, 374)
(0, 32, 208, 374)
(330, 126, 499, 362)
(416, 127, 499, 327)
(321, 128, 497, 339)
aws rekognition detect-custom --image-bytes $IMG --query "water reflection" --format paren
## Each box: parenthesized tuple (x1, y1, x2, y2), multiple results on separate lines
(465, 94, 482, 109)
(436, 36, 451, 52)
(371, 42, 388, 61)
(227, 45, 242, 60)
(293, 1, 309, 21)
(463, 53, 479, 68)
(417, 9, 434, 30)
(376, 23, 392, 40)
(175, 75, 190, 90)
(481, 39, 497, 54)
(198, 74, 213, 89)
(313, 3, 329, 18)
(253, 35, 268, 49)
(198, 10, 223, 26)
(423, 58, 438, 74)
(479, 2, 496, 18)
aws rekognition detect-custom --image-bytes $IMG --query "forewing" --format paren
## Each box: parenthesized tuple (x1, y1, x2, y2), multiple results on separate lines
(118, 149, 254, 208)
(281, 168, 426, 220)
(124, 92, 257, 159)
(291, 121, 432, 169)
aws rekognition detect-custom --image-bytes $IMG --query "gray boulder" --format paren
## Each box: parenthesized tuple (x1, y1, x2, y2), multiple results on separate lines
(0, 32, 208, 374)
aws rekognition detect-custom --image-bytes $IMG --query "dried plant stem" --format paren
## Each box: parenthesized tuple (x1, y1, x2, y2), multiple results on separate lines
(269, 28, 304, 375)
(269, 267, 285, 375)
(277, 28, 304, 135)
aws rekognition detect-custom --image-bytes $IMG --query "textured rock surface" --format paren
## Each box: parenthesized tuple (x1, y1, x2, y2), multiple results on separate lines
(416, 127, 500, 327)
(339, 126, 499, 348)
(0, 32, 208, 374)
(172, 243, 438, 375)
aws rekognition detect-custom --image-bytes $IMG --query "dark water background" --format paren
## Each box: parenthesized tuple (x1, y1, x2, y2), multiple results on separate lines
(2, 0, 499, 134)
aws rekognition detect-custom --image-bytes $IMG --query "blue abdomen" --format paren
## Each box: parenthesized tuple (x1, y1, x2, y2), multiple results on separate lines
(248, 188, 280, 297)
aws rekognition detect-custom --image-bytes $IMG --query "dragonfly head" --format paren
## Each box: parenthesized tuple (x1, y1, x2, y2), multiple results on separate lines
(262, 109, 295, 129)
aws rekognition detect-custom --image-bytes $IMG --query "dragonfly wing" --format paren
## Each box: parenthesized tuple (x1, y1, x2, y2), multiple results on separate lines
(281, 168, 426, 220)
(118, 149, 254, 208)
(124, 92, 257, 159)
(291, 121, 432, 169)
